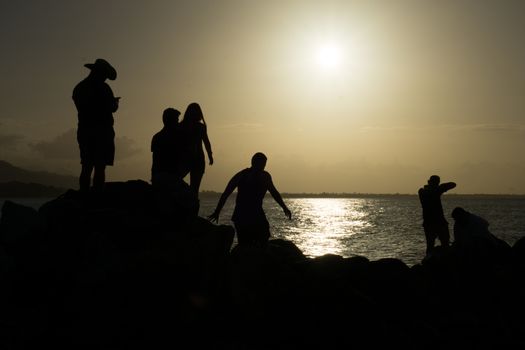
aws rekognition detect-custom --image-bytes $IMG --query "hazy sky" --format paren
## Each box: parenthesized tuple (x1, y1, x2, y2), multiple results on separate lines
(1, 0, 525, 194)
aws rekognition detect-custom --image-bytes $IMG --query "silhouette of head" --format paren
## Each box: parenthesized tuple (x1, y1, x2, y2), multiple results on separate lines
(162, 108, 181, 128)
(183, 102, 204, 124)
(251, 152, 267, 171)
(451, 207, 468, 223)
(84, 58, 117, 81)
(428, 175, 440, 186)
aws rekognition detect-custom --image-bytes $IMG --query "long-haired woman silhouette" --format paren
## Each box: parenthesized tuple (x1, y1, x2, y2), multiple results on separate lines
(180, 102, 213, 197)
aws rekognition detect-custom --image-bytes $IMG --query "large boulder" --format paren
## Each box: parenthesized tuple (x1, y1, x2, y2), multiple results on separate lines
(0, 180, 238, 348)
(0, 180, 522, 349)
(512, 236, 525, 267)
(0, 200, 46, 253)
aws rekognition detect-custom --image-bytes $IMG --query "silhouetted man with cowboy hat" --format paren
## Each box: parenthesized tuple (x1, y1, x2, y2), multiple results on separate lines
(72, 58, 120, 192)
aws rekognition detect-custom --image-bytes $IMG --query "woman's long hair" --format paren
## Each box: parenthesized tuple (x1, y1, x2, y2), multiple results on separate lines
(182, 102, 206, 127)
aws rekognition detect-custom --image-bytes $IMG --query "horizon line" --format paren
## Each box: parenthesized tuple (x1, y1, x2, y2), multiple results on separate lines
(200, 190, 525, 197)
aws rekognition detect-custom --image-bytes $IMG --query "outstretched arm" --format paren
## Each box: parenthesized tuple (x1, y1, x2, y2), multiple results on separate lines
(268, 179, 292, 219)
(208, 172, 240, 223)
(439, 182, 456, 194)
(202, 125, 213, 165)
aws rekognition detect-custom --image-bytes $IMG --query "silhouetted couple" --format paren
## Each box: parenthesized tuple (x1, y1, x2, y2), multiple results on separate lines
(208, 152, 292, 248)
(73, 58, 120, 192)
(151, 103, 213, 197)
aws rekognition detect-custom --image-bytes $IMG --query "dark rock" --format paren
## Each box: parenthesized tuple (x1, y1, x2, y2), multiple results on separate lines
(369, 257, 411, 278)
(266, 238, 307, 263)
(0, 200, 46, 252)
(0, 181, 523, 349)
(512, 236, 525, 267)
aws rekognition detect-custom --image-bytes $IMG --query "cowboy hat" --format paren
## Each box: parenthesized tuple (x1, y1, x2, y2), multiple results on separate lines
(84, 58, 117, 80)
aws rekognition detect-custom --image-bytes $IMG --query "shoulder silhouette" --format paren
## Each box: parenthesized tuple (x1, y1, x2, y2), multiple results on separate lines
(151, 108, 186, 182)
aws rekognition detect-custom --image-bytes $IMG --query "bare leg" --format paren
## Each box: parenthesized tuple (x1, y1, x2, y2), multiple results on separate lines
(190, 170, 203, 197)
(424, 227, 436, 256)
(93, 165, 106, 190)
(79, 164, 94, 192)
(439, 226, 450, 248)
(426, 239, 435, 256)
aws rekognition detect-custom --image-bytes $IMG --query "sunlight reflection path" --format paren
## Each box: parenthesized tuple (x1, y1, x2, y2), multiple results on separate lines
(274, 198, 372, 257)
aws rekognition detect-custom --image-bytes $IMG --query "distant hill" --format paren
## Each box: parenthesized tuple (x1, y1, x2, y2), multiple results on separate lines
(0, 160, 77, 189)
(0, 181, 67, 197)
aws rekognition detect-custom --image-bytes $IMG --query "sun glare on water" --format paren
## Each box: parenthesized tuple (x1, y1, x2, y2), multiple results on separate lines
(282, 198, 371, 257)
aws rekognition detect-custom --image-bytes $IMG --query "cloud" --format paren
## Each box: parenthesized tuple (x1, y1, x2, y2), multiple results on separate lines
(0, 121, 24, 150)
(442, 124, 525, 133)
(30, 129, 142, 160)
(360, 123, 525, 133)
(29, 129, 78, 160)
(217, 123, 264, 131)
(457, 124, 525, 132)
(115, 135, 142, 159)
(0, 133, 23, 149)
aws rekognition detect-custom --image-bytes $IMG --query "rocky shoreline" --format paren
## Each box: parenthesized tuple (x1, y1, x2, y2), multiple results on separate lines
(0, 180, 524, 349)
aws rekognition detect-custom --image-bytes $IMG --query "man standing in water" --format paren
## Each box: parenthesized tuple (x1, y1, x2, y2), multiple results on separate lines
(73, 58, 119, 192)
(418, 175, 456, 255)
(208, 152, 292, 247)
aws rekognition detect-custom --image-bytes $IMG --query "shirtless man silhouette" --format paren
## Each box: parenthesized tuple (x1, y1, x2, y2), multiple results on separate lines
(208, 152, 291, 247)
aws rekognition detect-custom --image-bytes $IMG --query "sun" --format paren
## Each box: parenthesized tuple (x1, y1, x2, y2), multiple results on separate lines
(316, 43, 343, 70)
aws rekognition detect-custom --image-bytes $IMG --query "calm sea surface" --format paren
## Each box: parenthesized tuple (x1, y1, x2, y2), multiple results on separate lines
(2, 195, 524, 266)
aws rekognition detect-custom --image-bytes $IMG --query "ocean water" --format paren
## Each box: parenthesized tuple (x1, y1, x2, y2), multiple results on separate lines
(2, 195, 524, 266)
(200, 195, 525, 266)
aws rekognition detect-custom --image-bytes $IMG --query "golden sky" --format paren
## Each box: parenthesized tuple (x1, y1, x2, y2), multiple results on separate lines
(1, 1, 524, 194)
